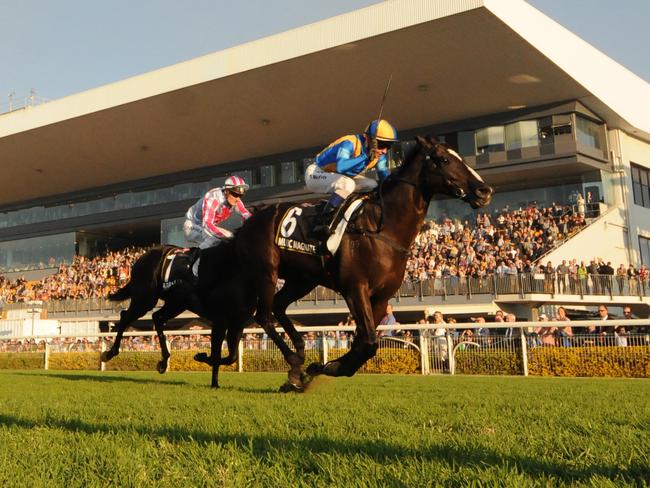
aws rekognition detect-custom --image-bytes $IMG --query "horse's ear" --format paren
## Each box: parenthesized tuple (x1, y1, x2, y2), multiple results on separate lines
(415, 135, 428, 146)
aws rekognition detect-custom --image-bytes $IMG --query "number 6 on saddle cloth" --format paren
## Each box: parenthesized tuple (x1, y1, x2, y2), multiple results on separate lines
(276, 197, 366, 256)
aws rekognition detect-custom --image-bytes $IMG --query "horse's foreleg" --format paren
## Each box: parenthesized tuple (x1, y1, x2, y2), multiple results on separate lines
(309, 292, 380, 377)
(219, 324, 244, 366)
(152, 301, 185, 374)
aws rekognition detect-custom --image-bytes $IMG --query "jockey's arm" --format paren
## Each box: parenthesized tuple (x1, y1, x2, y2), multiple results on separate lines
(209, 226, 234, 239)
(202, 194, 231, 237)
(235, 200, 252, 220)
(375, 155, 389, 180)
(333, 143, 369, 176)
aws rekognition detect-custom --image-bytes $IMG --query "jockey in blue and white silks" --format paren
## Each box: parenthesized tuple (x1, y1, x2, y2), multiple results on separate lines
(183, 175, 252, 249)
(305, 119, 398, 237)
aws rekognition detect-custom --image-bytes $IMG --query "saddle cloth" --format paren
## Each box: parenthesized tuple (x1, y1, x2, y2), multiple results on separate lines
(275, 197, 365, 256)
(160, 247, 195, 289)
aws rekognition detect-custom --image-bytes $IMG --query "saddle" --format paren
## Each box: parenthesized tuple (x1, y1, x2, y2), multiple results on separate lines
(275, 196, 366, 256)
(160, 247, 199, 290)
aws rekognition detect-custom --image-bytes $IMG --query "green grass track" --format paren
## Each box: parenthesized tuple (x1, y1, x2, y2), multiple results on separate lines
(0, 371, 648, 487)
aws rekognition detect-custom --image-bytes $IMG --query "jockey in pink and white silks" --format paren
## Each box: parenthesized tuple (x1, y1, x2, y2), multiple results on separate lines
(305, 119, 398, 237)
(183, 175, 252, 249)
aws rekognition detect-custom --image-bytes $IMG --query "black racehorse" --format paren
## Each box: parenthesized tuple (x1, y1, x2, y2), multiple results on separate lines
(235, 135, 493, 390)
(102, 242, 256, 388)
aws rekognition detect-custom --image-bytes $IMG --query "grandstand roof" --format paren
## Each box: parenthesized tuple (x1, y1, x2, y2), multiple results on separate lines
(1, 0, 649, 207)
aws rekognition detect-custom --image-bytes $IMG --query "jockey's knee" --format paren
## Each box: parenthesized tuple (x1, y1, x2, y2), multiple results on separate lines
(353, 176, 378, 193)
(333, 176, 355, 196)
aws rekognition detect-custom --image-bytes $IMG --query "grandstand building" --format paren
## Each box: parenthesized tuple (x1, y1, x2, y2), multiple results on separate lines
(1, 0, 650, 324)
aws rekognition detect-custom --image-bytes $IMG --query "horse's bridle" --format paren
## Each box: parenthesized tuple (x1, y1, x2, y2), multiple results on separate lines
(423, 149, 469, 200)
(350, 145, 470, 252)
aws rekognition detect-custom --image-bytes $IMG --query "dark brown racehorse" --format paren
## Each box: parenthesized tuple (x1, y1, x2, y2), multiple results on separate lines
(102, 242, 256, 388)
(235, 135, 493, 390)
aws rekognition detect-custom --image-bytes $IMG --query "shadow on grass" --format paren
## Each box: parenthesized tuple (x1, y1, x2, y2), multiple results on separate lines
(13, 371, 281, 392)
(0, 412, 645, 483)
(14, 371, 190, 386)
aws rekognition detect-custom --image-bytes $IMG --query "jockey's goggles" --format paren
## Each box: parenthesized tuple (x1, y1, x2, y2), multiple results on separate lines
(377, 140, 395, 150)
(228, 186, 246, 197)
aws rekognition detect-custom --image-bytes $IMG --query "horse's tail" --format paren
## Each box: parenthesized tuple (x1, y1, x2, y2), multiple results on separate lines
(108, 283, 131, 302)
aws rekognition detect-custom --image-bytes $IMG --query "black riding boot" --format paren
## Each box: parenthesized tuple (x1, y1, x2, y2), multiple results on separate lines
(183, 248, 200, 287)
(312, 204, 336, 239)
(312, 193, 346, 239)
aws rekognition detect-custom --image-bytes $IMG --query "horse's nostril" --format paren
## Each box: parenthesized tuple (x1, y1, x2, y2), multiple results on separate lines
(476, 186, 493, 199)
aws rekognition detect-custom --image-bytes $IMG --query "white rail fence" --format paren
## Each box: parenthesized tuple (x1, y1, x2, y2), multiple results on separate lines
(1, 321, 649, 377)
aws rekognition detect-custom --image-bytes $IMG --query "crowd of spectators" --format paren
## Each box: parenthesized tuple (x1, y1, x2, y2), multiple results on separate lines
(0, 247, 144, 305)
(0, 201, 646, 308)
(404, 202, 586, 283)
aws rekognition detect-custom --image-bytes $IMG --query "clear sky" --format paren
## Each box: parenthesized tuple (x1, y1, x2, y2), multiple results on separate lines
(1, 0, 648, 109)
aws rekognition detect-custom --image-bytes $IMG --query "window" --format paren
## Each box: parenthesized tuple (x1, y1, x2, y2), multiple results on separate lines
(631, 163, 650, 208)
(576, 115, 603, 149)
(279, 161, 296, 184)
(259, 165, 275, 187)
(505, 121, 539, 151)
(640, 236, 650, 266)
(475, 126, 505, 154)
(458, 131, 475, 156)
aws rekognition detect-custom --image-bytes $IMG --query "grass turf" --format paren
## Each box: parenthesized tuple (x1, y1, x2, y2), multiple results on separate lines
(0, 371, 648, 487)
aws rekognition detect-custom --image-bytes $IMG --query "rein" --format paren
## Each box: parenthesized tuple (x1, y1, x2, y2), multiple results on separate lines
(346, 173, 418, 255)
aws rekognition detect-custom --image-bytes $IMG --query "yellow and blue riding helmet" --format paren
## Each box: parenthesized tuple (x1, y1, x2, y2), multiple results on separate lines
(365, 119, 398, 148)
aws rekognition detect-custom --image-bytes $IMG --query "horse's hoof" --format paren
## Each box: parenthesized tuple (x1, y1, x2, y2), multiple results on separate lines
(300, 371, 314, 386)
(156, 362, 168, 374)
(194, 352, 208, 363)
(100, 351, 115, 362)
(279, 381, 304, 393)
(306, 362, 324, 376)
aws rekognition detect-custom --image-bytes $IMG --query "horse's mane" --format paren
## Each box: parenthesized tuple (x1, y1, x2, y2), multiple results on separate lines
(394, 140, 423, 179)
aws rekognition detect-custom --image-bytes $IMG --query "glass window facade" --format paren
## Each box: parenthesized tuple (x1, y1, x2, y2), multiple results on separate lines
(475, 126, 505, 154)
(631, 163, 650, 208)
(576, 115, 603, 149)
(0, 232, 75, 273)
(161, 217, 190, 247)
(505, 121, 539, 150)
(640, 236, 650, 266)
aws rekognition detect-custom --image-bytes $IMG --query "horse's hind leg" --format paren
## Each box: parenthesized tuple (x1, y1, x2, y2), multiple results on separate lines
(101, 306, 147, 362)
(273, 278, 317, 386)
(209, 324, 227, 388)
(151, 301, 185, 374)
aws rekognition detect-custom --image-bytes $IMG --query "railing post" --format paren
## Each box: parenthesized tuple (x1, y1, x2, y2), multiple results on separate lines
(166, 338, 172, 371)
(321, 332, 328, 365)
(418, 280, 423, 301)
(492, 274, 498, 299)
(44, 342, 49, 370)
(238, 339, 244, 373)
(419, 331, 430, 375)
(519, 326, 529, 377)
(100, 340, 106, 372)
(446, 331, 455, 375)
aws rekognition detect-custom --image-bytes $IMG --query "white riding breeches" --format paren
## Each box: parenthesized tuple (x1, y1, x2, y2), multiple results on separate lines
(305, 164, 377, 198)
(183, 219, 227, 249)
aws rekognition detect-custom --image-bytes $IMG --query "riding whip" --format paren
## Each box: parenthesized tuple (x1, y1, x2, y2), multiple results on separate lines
(376, 73, 393, 122)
